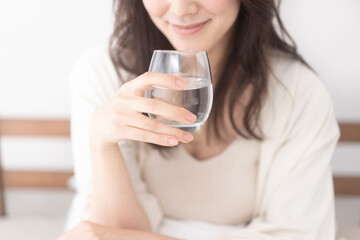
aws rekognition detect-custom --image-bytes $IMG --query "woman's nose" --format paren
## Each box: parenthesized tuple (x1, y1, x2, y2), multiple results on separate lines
(170, 0, 198, 16)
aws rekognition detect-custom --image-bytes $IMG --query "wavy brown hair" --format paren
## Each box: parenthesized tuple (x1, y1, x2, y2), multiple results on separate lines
(109, 0, 309, 146)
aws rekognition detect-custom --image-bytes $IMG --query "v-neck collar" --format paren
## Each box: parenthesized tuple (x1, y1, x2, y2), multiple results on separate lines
(177, 137, 240, 163)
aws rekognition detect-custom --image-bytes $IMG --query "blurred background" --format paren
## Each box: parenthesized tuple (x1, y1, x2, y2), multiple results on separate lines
(0, 0, 359, 239)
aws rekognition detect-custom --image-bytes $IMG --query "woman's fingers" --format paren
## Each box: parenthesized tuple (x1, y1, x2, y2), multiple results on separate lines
(118, 97, 197, 124)
(100, 71, 196, 145)
(121, 126, 181, 146)
(124, 72, 187, 94)
(117, 114, 193, 143)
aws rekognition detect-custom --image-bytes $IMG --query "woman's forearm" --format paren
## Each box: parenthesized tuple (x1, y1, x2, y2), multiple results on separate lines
(59, 220, 181, 240)
(109, 226, 182, 240)
(89, 140, 151, 232)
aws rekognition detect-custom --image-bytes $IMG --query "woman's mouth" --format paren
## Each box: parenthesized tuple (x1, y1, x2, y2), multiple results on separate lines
(172, 20, 209, 36)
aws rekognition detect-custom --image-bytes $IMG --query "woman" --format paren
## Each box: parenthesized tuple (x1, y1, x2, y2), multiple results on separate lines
(60, 0, 340, 239)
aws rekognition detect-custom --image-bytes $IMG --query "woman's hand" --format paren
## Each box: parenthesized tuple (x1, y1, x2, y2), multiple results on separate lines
(58, 221, 182, 240)
(58, 221, 105, 240)
(89, 72, 196, 147)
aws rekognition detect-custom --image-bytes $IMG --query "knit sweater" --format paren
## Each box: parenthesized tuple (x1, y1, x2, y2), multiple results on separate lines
(66, 44, 340, 240)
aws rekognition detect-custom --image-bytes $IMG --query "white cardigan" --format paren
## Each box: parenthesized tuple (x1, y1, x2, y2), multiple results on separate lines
(66, 44, 340, 240)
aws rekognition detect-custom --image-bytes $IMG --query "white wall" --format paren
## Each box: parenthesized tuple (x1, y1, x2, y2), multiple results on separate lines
(280, 0, 360, 121)
(0, 0, 113, 171)
(0, 0, 113, 118)
(1, 0, 359, 175)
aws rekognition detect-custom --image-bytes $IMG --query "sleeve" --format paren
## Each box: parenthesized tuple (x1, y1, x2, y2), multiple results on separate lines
(214, 66, 340, 240)
(64, 47, 163, 232)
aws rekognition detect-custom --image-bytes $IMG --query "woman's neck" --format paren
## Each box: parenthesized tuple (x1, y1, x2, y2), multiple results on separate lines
(207, 24, 235, 87)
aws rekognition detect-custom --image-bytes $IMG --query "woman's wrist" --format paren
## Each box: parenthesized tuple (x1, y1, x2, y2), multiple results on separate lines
(89, 111, 116, 149)
(89, 140, 122, 164)
(89, 137, 118, 150)
(89, 121, 121, 150)
(89, 133, 122, 162)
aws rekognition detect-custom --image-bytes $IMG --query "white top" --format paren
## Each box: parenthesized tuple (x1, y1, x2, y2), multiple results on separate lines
(65, 44, 340, 240)
(139, 135, 260, 226)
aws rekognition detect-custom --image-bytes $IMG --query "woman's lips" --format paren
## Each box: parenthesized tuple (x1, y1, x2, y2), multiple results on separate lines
(172, 20, 209, 36)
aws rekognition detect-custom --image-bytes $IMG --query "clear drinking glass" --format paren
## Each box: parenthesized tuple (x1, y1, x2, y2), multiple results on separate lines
(145, 50, 213, 132)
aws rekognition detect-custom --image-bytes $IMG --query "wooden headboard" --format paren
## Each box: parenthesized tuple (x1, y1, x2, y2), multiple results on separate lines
(0, 119, 359, 216)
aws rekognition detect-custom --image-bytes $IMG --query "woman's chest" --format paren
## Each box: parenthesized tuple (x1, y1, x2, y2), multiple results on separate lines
(139, 139, 261, 225)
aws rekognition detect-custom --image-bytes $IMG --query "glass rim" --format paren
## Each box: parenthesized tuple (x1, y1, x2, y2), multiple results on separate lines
(153, 50, 207, 54)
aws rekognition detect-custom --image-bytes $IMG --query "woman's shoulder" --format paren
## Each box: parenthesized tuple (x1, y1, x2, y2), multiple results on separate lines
(69, 43, 115, 85)
(71, 42, 137, 84)
(267, 51, 330, 104)
(260, 52, 335, 138)
(68, 43, 135, 102)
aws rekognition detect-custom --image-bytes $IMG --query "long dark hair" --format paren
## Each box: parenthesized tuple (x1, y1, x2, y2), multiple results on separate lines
(109, 0, 309, 145)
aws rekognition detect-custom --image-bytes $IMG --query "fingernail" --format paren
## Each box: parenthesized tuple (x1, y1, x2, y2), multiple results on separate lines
(168, 138, 178, 145)
(176, 79, 187, 88)
(186, 113, 197, 122)
(183, 133, 193, 141)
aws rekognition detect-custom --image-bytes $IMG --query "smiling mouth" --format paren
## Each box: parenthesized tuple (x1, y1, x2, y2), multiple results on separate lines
(171, 20, 209, 36)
